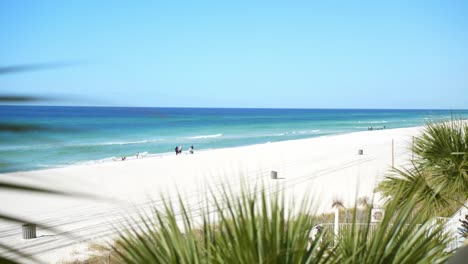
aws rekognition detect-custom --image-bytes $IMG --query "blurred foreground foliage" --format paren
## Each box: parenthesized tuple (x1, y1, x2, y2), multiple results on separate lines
(0, 62, 76, 263)
(71, 183, 454, 264)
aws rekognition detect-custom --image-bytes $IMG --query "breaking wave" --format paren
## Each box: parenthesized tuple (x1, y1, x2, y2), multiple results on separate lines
(265, 130, 321, 137)
(185, 133, 223, 139)
(93, 139, 163, 146)
(357, 120, 388, 124)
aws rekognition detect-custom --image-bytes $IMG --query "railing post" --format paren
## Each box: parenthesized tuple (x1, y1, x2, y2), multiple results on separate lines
(334, 208, 339, 245)
(392, 139, 394, 168)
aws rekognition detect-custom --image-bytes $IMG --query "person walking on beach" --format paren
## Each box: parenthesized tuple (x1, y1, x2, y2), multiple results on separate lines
(175, 146, 179, 155)
(188, 145, 194, 154)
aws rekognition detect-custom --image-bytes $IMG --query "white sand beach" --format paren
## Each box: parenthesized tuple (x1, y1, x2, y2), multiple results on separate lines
(0, 126, 422, 263)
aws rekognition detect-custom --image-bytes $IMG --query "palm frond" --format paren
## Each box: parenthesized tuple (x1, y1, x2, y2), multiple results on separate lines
(378, 119, 468, 217)
(0, 61, 82, 263)
(109, 182, 452, 264)
(0, 61, 80, 75)
(0, 96, 42, 102)
(413, 120, 468, 194)
(357, 196, 370, 208)
(0, 181, 66, 195)
(332, 198, 344, 209)
(377, 166, 456, 217)
(113, 184, 331, 263)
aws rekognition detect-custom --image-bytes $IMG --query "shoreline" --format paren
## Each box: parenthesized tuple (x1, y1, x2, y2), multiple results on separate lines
(3, 105, 463, 175)
(0, 125, 424, 263)
(3, 125, 415, 175)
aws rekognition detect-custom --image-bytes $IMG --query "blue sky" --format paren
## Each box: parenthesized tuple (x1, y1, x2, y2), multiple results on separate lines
(1, 0, 467, 109)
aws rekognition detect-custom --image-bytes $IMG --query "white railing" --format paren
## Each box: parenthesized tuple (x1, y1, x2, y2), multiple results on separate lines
(444, 202, 468, 250)
(319, 219, 460, 250)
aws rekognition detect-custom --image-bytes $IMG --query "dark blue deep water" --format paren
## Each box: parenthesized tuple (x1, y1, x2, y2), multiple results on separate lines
(1, 106, 467, 173)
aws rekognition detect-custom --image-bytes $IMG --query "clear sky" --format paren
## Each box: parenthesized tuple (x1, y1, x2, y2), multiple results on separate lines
(1, 0, 467, 109)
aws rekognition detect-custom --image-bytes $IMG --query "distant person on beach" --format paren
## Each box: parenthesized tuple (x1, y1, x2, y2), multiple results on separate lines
(188, 145, 194, 154)
(175, 146, 183, 155)
(121, 156, 126, 161)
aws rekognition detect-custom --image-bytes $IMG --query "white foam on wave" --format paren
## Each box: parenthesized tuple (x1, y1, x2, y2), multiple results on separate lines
(185, 133, 223, 139)
(77, 157, 119, 165)
(263, 130, 321, 137)
(0, 139, 165, 151)
(291, 129, 321, 134)
(358, 120, 388, 124)
(272, 133, 286, 136)
(37, 164, 57, 168)
(94, 139, 164, 146)
(75, 151, 167, 166)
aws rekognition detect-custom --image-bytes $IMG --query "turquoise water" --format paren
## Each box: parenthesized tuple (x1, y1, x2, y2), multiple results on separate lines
(0, 106, 467, 173)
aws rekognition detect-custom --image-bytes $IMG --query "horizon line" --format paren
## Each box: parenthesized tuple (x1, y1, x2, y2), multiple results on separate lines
(1, 104, 468, 111)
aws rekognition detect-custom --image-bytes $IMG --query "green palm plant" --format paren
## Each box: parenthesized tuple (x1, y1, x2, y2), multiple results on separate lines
(377, 166, 456, 217)
(378, 120, 468, 217)
(357, 196, 370, 209)
(413, 120, 468, 195)
(109, 182, 453, 264)
(114, 184, 332, 264)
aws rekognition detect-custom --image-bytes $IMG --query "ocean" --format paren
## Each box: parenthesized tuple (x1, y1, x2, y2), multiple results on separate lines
(1, 106, 467, 173)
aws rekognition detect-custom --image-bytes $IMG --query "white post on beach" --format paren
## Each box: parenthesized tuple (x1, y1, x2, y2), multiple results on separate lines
(391, 139, 395, 168)
(271, 171, 278, 180)
(22, 223, 36, 239)
(334, 207, 339, 245)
